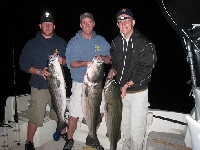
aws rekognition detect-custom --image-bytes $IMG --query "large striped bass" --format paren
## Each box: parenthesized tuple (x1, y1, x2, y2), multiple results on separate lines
(47, 53, 68, 133)
(104, 78, 122, 150)
(82, 56, 104, 148)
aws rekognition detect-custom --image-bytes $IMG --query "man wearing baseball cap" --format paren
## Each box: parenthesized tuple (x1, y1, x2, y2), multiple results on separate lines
(108, 8, 157, 150)
(19, 11, 67, 150)
(64, 12, 111, 150)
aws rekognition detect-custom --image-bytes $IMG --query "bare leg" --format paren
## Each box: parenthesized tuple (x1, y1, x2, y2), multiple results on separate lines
(27, 122, 37, 142)
(67, 116, 79, 139)
(61, 128, 66, 134)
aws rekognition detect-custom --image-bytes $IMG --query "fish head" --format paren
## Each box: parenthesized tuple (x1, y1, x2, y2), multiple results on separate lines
(48, 54, 60, 67)
(104, 78, 115, 92)
(104, 78, 121, 103)
(85, 56, 104, 83)
(47, 54, 60, 75)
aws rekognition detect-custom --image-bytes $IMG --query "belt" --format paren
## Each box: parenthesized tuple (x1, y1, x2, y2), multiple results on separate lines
(126, 87, 148, 94)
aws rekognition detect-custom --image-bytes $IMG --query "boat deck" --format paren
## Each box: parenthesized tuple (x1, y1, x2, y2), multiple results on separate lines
(10, 138, 103, 150)
(2, 95, 195, 150)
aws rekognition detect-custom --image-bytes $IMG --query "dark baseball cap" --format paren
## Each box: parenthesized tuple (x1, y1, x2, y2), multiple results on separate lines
(40, 12, 54, 23)
(80, 12, 95, 22)
(116, 8, 134, 20)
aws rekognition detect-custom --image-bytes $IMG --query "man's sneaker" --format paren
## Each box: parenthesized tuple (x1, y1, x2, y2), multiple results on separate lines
(63, 138, 74, 150)
(25, 141, 35, 150)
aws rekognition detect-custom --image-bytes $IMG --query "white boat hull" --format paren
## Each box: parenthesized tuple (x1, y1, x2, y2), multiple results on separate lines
(0, 94, 197, 150)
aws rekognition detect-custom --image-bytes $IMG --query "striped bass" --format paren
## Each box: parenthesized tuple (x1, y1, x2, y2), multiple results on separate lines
(47, 53, 68, 133)
(104, 78, 122, 150)
(82, 56, 104, 148)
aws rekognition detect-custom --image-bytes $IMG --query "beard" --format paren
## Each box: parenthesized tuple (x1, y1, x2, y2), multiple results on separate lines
(42, 29, 54, 37)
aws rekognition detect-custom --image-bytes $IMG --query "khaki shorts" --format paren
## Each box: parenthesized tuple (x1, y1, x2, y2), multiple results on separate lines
(28, 87, 58, 127)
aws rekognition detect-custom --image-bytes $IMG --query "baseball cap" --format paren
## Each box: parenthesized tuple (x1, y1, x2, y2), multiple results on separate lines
(116, 8, 134, 20)
(40, 12, 54, 23)
(80, 12, 95, 22)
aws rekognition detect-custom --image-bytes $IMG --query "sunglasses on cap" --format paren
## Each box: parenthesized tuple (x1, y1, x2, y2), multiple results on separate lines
(117, 16, 133, 20)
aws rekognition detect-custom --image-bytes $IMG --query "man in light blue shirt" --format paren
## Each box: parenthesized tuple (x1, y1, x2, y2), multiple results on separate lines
(64, 12, 111, 150)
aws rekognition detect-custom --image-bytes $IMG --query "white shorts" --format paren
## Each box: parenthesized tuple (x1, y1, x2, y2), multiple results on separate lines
(68, 81, 105, 119)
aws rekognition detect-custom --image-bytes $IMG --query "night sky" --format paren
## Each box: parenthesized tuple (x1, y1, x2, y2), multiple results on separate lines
(1, 0, 195, 122)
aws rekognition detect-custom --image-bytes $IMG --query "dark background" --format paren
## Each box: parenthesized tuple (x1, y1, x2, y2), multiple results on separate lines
(1, 0, 196, 122)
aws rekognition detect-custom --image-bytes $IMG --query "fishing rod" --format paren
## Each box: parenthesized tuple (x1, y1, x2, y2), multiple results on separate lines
(12, 32, 18, 124)
(12, 26, 21, 146)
